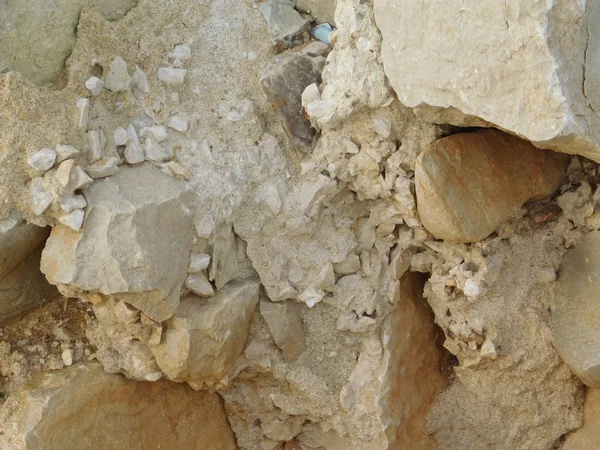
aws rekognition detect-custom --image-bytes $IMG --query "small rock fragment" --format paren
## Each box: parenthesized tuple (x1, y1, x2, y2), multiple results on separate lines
(168, 44, 192, 67)
(143, 138, 172, 162)
(195, 215, 215, 239)
(105, 56, 131, 92)
(75, 98, 89, 131)
(159, 161, 190, 180)
(300, 174, 337, 217)
(260, 300, 306, 362)
(310, 23, 333, 44)
(168, 116, 189, 132)
(141, 126, 168, 143)
(86, 157, 120, 179)
(61, 348, 74, 366)
(55, 160, 93, 193)
(209, 222, 238, 290)
(28, 148, 57, 173)
(56, 144, 80, 163)
(157, 67, 187, 85)
(58, 209, 85, 231)
(85, 76, 104, 96)
(371, 113, 392, 138)
(132, 65, 150, 93)
(185, 273, 215, 297)
(113, 127, 129, 146)
(30, 178, 53, 216)
(257, 0, 311, 50)
(84, 130, 105, 162)
(334, 253, 361, 275)
(60, 194, 87, 212)
(188, 253, 210, 273)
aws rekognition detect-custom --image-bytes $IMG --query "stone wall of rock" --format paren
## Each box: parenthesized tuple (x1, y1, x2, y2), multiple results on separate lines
(0, 0, 599, 449)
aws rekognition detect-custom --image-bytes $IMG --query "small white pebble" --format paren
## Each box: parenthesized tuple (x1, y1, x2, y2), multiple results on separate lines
(113, 126, 128, 146)
(168, 44, 192, 67)
(168, 116, 188, 132)
(76, 98, 89, 131)
(58, 209, 85, 231)
(60, 194, 87, 212)
(157, 67, 187, 85)
(141, 126, 168, 143)
(56, 144, 80, 163)
(125, 141, 145, 164)
(62, 348, 74, 366)
(105, 56, 131, 92)
(188, 253, 210, 273)
(143, 138, 172, 162)
(85, 76, 104, 96)
(28, 148, 57, 173)
(30, 178, 53, 216)
(226, 110, 243, 122)
(84, 130, 104, 162)
(185, 273, 214, 297)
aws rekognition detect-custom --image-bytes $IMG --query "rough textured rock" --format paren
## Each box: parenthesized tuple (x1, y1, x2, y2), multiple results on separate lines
(0, 362, 238, 450)
(152, 281, 259, 389)
(41, 164, 194, 322)
(258, 0, 311, 50)
(296, 0, 337, 25)
(260, 53, 324, 153)
(553, 230, 600, 387)
(260, 300, 306, 362)
(374, 0, 600, 161)
(564, 388, 600, 450)
(416, 130, 567, 243)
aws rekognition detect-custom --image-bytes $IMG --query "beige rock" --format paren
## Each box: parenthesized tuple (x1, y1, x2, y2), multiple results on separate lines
(41, 164, 194, 322)
(375, 0, 600, 161)
(257, 0, 311, 51)
(260, 300, 306, 362)
(0, 220, 49, 280)
(415, 130, 567, 243)
(209, 222, 239, 290)
(296, 0, 337, 24)
(564, 388, 600, 450)
(151, 280, 259, 389)
(0, 362, 238, 450)
(553, 230, 600, 387)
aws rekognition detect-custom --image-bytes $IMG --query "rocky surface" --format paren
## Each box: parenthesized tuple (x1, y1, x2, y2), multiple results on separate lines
(375, 0, 600, 162)
(564, 388, 600, 450)
(0, 362, 237, 450)
(296, 0, 337, 25)
(416, 129, 567, 243)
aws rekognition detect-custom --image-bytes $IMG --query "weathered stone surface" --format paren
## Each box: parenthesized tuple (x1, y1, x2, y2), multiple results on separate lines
(564, 388, 600, 450)
(375, 0, 600, 161)
(553, 230, 600, 387)
(41, 164, 193, 322)
(296, 0, 337, 25)
(260, 53, 324, 153)
(209, 222, 238, 290)
(0, 220, 49, 280)
(0, 362, 238, 450)
(258, 0, 311, 50)
(260, 300, 306, 362)
(415, 130, 567, 243)
(151, 280, 259, 389)
(0, 0, 138, 86)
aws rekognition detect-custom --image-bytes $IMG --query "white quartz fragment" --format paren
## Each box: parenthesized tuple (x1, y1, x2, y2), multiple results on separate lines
(141, 126, 168, 143)
(298, 287, 325, 308)
(168, 44, 192, 67)
(28, 148, 57, 173)
(167, 116, 189, 132)
(105, 56, 131, 92)
(125, 141, 145, 164)
(157, 67, 187, 85)
(75, 98, 89, 131)
(188, 253, 211, 273)
(55, 144, 80, 163)
(113, 127, 128, 146)
(58, 209, 85, 231)
(86, 157, 120, 179)
(60, 194, 87, 212)
(143, 138, 172, 162)
(30, 178, 53, 216)
(61, 348, 73, 366)
(159, 161, 190, 180)
(55, 160, 93, 192)
(85, 76, 104, 96)
(132, 65, 150, 93)
(84, 130, 105, 162)
(371, 113, 392, 138)
(185, 273, 215, 297)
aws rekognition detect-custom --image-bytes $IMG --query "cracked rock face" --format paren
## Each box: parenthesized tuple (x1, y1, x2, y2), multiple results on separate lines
(41, 163, 194, 322)
(375, 0, 600, 161)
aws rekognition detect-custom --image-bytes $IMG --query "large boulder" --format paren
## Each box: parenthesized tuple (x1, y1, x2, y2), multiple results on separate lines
(0, 362, 238, 450)
(415, 130, 567, 243)
(374, 0, 600, 161)
(41, 164, 194, 322)
(553, 230, 600, 387)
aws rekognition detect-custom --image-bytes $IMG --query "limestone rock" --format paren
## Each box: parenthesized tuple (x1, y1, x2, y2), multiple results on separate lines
(105, 56, 131, 92)
(375, 0, 600, 161)
(55, 144, 80, 163)
(296, 0, 337, 24)
(564, 388, 600, 450)
(27, 148, 57, 174)
(157, 67, 187, 85)
(185, 273, 214, 297)
(85, 76, 104, 96)
(257, 0, 311, 50)
(41, 164, 194, 322)
(151, 280, 260, 389)
(553, 230, 600, 387)
(260, 53, 324, 153)
(0, 362, 238, 450)
(55, 160, 93, 193)
(209, 222, 238, 290)
(132, 65, 150, 92)
(260, 300, 306, 362)
(29, 178, 53, 216)
(415, 130, 567, 243)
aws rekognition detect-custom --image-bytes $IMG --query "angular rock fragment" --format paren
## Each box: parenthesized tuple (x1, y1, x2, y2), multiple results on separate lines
(260, 53, 324, 153)
(113, 126, 128, 146)
(59, 194, 87, 213)
(27, 148, 57, 173)
(168, 44, 192, 67)
(41, 164, 194, 322)
(553, 230, 600, 387)
(86, 157, 120, 179)
(188, 253, 210, 273)
(85, 76, 104, 96)
(375, 0, 600, 161)
(415, 130, 567, 243)
(132, 65, 150, 93)
(209, 222, 238, 290)
(157, 67, 187, 85)
(29, 178, 53, 216)
(168, 116, 189, 132)
(143, 138, 172, 162)
(258, 0, 311, 50)
(151, 281, 260, 389)
(105, 56, 131, 92)
(58, 209, 85, 231)
(75, 98, 89, 132)
(260, 300, 306, 362)
(141, 126, 168, 143)
(185, 273, 214, 297)
(84, 130, 105, 162)
(55, 160, 93, 193)
(55, 144, 80, 163)
(0, 362, 238, 450)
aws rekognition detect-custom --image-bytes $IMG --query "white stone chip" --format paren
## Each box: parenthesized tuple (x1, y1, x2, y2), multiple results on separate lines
(58, 209, 84, 231)
(188, 253, 211, 273)
(86, 157, 120, 179)
(132, 65, 150, 93)
(85, 76, 104, 96)
(141, 126, 168, 143)
(30, 178, 53, 216)
(159, 161, 190, 180)
(105, 56, 131, 92)
(113, 127, 128, 146)
(168, 44, 192, 67)
(55, 144, 80, 163)
(143, 138, 172, 162)
(61, 348, 73, 366)
(75, 98, 89, 131)
(127, 124, 140, 144)
(60, 194, 87, 212)
(195, 214, 215, 239)
(168, 116, 189, 132)
(27, 148, 57, 173)
(371, 113, 392, 138)
(125, 141, 145, 164)
(298, 286, 325, 308)
(157, 67, 187, 85)
(0, 210, 23, 233)
(185, 273, 215, 297)
(84, 130, 105, 162)
(56, 160, 93, 193)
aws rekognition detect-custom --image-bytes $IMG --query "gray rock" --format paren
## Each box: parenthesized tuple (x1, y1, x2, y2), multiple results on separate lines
(296, 0, 337, 24)
(185, 273, 214, 297)
(260, 300, 306, 362)
(29, 178, 54, 216)
(41, 163, 194, 322)
(151, 280, 260, 389)
(260, 53, 324, 153)
(27, 148, 57, 173)
(553, 230, 600, 387)
(209, 222, 238, 290)
(258, 0, 311, 50)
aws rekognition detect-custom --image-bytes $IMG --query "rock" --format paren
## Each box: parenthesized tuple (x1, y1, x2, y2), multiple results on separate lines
(59, 193, 87, 215)
(415, 130, 567, 243)
(125, 134, 145, 164)
(260, 300, 306, 362)
(157, 67, 187, 85)
(188, 253, 210, 273)
(84, 130, 105, 162)
(41, 164, 194, 322)
(58, 209, 85, 231)
(209, 222, 238, 290)
(85, 157, 120, 179)
(55, 160, 93, 193)
(0, 362, 238, 450)
(296, 0, 337, 24)
(55, 144, 80, 163)
(375, 0, 600, 161)
(85, 76, 104, 96)
(113, 126, 129, 146)
(168, 44, 192, 67)
(260, 53, 324, 153)
(553, 230, 600, 387)
(27, 148, 57, 173)
(105, 56, 131, 92)
(257, 0, 311, 50)
(143, 138, 172, 162)
(75, 98, 90, 132)
(564, 388, 600, 450)
(0, 220, 49, 281)
(141, 126, 168, 143)
(159, 161, 190, 180)
(185, 273, 214, 297)
(151, 281, 260, 389)
(132, 65, 150, 92)
(168, 116, 189, 132)
(29, 178, 53, 216)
